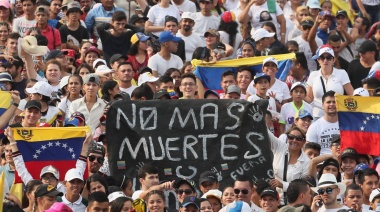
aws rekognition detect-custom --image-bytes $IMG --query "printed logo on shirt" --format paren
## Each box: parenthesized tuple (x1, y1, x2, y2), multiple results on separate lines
(259, 11, 273, 22)
(287, 116, 294, 125)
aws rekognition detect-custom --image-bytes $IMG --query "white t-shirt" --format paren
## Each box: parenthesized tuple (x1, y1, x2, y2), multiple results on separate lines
(58, 98, 72, 119)
(12, 16, 37, 37)
(317, 205, 349, 212)
(306, 117, 340, 155)
(176, 31, 203, 62)
(336, 28, 354, 63)
(171, 0, 196, 14)
(219, 31, 243, 59)
(147, 4, 181, 37)
(292, 35, 323, 71)
(248, 2, 283, 31)
(148, 53, 183, 76)
(247, 79, 291, 103)
(17, 99, 27, 111)
(279, 101, 313, 131)
(282, 2, 295, 21)
(306, 68, 350, 118)
(193, 12, 220, 38)
(247, 94, 277, 114)
(120, 85, 137, 96)
(288, 26, 301, 41)
(224, 0, 239, 11)
(132, 190, 144, 200)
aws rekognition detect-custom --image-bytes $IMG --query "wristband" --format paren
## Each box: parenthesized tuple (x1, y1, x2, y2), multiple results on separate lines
(10, 142, 17, 146)
(12, 102, 19, 107)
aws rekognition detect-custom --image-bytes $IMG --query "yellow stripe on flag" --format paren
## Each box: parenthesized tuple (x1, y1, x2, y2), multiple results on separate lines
(0, 172, 4, 212)
(0, 91, 11, 109)
(336, 95, 380, 114)
(11, 126, 90, 142)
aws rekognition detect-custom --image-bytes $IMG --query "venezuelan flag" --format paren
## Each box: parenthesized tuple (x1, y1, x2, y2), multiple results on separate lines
(0, 91, 12, 139)
(0, 172, 4, 211)
(11, 127, 90, 183)
(336, 95, 380, 155)
(192, 54, 295, 92)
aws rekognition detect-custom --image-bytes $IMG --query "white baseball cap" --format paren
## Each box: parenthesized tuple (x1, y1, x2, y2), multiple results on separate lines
(181, 12, 195, 21)
(251, 28, 275, 41)
(263, 57, 278, 67)
(108, 191, 127, 202)
(312, 45, 335, 60)
(93, 58, 107, 68)
(201, 189, 222, 200)
(60, 76, 70, 90)
(26, 81, 53, 98)
(64, 168, 83, 182)
(95, 65, 113, 77)
(290, 82, 307, 92)
(370, 189, 380, 202)
(370, 61, 380, 72)
(138, 72, 159, 86)
(353, 87, 369, 96)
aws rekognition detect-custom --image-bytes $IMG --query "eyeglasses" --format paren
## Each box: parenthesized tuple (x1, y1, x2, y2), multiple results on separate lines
(181, 83, 196, 87)
(176, 189, 193, 195)
(41, 176, 57, 182)
(88, 155, 104, 164)
(213, 49, 226, 55)
(287, 134, 304, 141)
(302, 25, 312, 30)
(317, 187, 336, 195)
(319, 55, 334, 61)
(234, 189, 249, 195)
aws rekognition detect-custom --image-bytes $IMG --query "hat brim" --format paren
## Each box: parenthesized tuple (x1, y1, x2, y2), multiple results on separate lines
(45, 190, 63, 197)
(0, 78, 12, 82)
(311, 182, 346, 196)
(139, 36, 151, 42)
(182, 202, 199, 209)
(301, 23, 313, 27)
(298, 114, 313, 120)
(204, 32, 218, 37)
(254, 76, 271, 84)
(66, 7, 83, 15)
(25, 87, 37, 94)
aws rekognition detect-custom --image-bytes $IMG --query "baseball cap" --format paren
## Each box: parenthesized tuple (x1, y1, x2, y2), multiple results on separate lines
(95, 65, 113, 76)
(354, 163, 370, 175)
(181, 196, 200, 209)
(181, 12, 195, 21)
(353, 87, 370, 96)
(370, 189, 380, 202)
(35, 6, 49, 15)
(330, 134, 340, 145)
(70, 111, 85, 124)
(301, 19, 314, 27)
(60, 76, 70, 90)
(129, 14, 148, 25)
(336, 10, 348, 18)
(40, 165, 60, 179)
(131, 32, 151, 45)
(114, 92, 131, 100)
(85, 46, 101, 57)
(307, 0, 321, 9)
(89, 143, 106, 157)
(93, 58, 106, 68)
(363, 69, 380, 81)
(46, 49, 68, 61)
(174, 179, 196, 192)
(64, 117, 79, 127)
(221, 11, 236, 23)
(199, 171, 218, 184)
(201, 189, 222, 200)
(370, 62, 380, 72)
(159, 31, 181, 43)
(108, 191, 127, 202)
(224, 201, 251, 212)
(154, 89, 171, 99)
(0, 0, 10, 8)
(290, 82, 306, 92)
(109, 54, 128, 65)
(225, 84, 241, 96)
(254, 73, 271, 84)
(138, 66, 152, 75)
(25, 100, 42, 111)
(83, 74, 101, 85)
(43, 202, 73, 212)
(204, 29, 220, 37)
(66, 1, 82, 14)
(204, 90, 219, 99)
(263, 57, 278, 67)
(0, 72, 12, 82)
(64, 168, 84, 182)
(35, 184, 63, 198)
(295, 109, 313, 120)
(252, 28, 275, 41)
(358, 40, 377, 53)
(320, 10, 334, 19)
(260, 187, 279, 200)
(311, 44, 334, 60)
(341, 148, 359, 163)
(212, 42, 226, 51)
(138, 72, 159, 86)
(26, 81, 53, 98)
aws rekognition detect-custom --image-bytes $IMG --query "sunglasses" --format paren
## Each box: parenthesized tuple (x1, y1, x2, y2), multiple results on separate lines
(302, 25, 312, 30)
(88, 155, 104, 164)
(176, 189, 193, 195)
(317, 187, 336, 195)
(287, 134, 304, 141)
(319, 55, 334, 61)
(234, 189, 249, 195)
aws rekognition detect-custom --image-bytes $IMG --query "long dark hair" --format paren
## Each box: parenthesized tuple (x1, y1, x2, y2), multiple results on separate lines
(86, 173, 109, 195)
(262, 22, 278, 41)
(101, 80, 118, 102)
(22, 180, 42, 208)
(127, 41, 139, 56)
(110, 197, 133, 212)
(131, 83, 154, 100)
(218, 20, 238, 47)
(75, 63, 94, 75)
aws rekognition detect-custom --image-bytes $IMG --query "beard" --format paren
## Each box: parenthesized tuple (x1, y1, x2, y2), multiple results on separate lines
(84, 6, 90, 13)
(183, 26, 191, 32)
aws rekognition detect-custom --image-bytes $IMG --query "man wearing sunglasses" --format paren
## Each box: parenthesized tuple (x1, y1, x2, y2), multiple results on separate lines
(311, 173, 349, 212)
(230, 175, 264, 212)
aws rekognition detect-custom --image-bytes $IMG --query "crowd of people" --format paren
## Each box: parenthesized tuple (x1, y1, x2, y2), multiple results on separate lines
(0, 0, 380, 210)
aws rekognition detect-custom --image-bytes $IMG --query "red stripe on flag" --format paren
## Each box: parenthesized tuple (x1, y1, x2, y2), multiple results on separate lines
(340, 130, 380, 155)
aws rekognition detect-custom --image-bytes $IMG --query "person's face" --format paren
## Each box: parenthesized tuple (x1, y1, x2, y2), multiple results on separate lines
(6, 38, 17, 55)
(259, 37, 271, 48)
(90, 181, 106, 194)
(319, 17, 332, 30)
(65, 178, 84, 195)
(341, 157, 357, 175)
(302, 186, 312, 206)
(79, 67, 90, 77)
(46, 64, 61, 83)
(68, 77, 82, 95)
(294, 116, 312, 132)
(141, 173, 159, 188)
(234, 181, 253, 204)
(200, 200, 213, 212)
(224, 92, 240, 99)
(323, 165, 339, 177)
(222, 187, 235, 205)
(68, 11, 80, 22)
(36, 13, 48, 24)
(200, 181, 218, 194)
(263, 62, 277, 77)
(354, 17, 365, 30)
(359, 51, 375, 62)
(336, 15, 348, 26)
(322, 96, 337, 115)
(0, 25, 8, 41)
(180, 78, 197, 98)
(242, 43, 254, 57)
(207, 197, 221, 212)
(287, 130, 305, 152)
(309, 8, 320, 17)
(38, 196, 57, 210)
(15, 0, 23, 11)
(1, 81, 11, 91)
(166, 41, 179, 53)
(85, 52, 99, 67)
(101, 0, 114, 9)
(81, 42, 92, 55)
(4, 144, 12, 163)
(41, 173, 58, 187)
(371, 198, 380, 211)
(87, 201, 109, 212)
(360, 175, 379, 198)
(165, 21, 179, 34)
(220, 75, 236, 91)
(205, 34, 217, 46)
(181, 204, 199, 212)
(255, 79, 269, 94)
(123, 180, 133, 197)
(276, 0, 284, 9)
(330, 142, 341, 157)
(138, 40, 149, 51)
(318, 186, 339, 206)
(22, 0, 36, 15)
(109, 84, 120, 97)
(50, 0, 62, 15)
(199, 0, 212, 12)
(23, 108, 42, 126)
(112, 19, 127, 34)
(134, 18, 146, 27)
(328, 41, 341, 56)
(176, 184, 195, 203)
(158, 81, 174, 91)
(304, 148, 320, 159)
(321, 3, 332, 11)
(260, 196, 279, 212)
(87, 152, 104, 173)
(287, 44, 298, 53)
(56, 54, 68, 68)
(170, 71, 181, 87)
(80, 0, 91, 10)
(344, 189, 363, 209)
(147, 194, 165, 212)
(120, 201, 133, 212)
(117, 64, 134, 83)
(180, 19, 194, 32)
(296, 10, 309, 23)
(291, 87, 306, 101)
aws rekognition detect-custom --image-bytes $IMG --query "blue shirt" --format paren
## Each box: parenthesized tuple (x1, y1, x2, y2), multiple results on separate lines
(317, 27, 329, 44)
(85, 5, 125, 38)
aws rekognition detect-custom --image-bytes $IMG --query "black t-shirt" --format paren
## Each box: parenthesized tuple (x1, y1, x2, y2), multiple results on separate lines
(174, 39, 186, 61)
(12, 78, 27, 99)
(337, 56, 349, 72)
(59, 24, 89, 44)
(347, 58, 371, 89)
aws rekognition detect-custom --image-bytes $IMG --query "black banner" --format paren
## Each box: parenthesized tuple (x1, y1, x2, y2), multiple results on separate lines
(107, 99, 274, 198)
